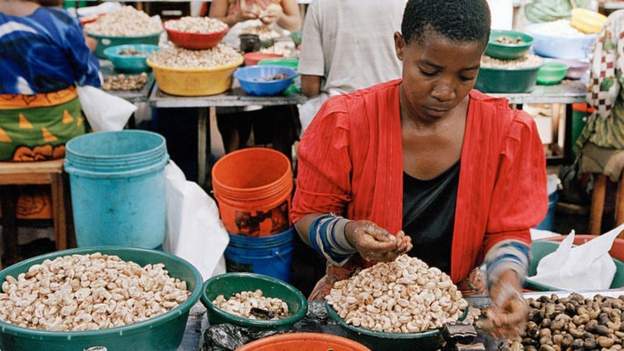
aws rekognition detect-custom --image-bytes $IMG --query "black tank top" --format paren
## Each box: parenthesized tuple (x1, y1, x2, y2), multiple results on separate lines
(402, 162, 460, 274)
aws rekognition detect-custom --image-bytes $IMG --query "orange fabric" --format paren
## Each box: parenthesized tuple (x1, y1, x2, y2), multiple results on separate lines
(291, 80, 548, 283)
(0, 86, 77, 110)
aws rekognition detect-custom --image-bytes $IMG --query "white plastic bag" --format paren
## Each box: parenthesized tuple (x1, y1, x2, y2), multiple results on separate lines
(530, 223, 624, 290)
(164, 162, 229, 280)
(77, 85, 136, 132)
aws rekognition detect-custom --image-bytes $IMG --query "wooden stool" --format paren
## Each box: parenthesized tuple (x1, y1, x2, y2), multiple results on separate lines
(0, 159, 68, 267)
(590, 172, 624, 234)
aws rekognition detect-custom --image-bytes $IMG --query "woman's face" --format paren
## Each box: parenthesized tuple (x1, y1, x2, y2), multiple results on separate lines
(395, 30, 485, 122)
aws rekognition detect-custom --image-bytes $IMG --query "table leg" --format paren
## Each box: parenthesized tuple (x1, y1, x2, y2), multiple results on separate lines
(198, 108, 208, 188)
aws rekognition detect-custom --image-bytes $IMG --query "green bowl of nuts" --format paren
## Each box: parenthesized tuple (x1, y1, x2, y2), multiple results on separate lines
(201, 273, 308, 331)
(0, 247, 203, 351)
(326, 304, 468, 351)
(485, 30, 534, 60)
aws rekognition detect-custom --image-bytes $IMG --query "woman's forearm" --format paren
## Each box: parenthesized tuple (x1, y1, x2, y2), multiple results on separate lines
(277, 13, 301, 32)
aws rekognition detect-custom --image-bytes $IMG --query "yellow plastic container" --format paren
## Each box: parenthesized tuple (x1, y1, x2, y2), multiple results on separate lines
(571, 8, 608, 34)
(147, 55, 244, 96)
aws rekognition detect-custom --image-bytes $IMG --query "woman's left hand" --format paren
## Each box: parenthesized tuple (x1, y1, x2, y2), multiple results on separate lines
(260, 4, 283, 25)
(484, 269, 528, 338)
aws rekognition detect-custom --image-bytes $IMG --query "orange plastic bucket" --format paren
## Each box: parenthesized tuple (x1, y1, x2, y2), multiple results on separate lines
(237, 333, 371, 351)
(212, 148, 292, 236)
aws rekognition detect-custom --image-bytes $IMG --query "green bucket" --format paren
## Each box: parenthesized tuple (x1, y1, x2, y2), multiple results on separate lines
(525, 241, 624, 291)
(326, 303, 467, 351)
(0, 247, 203, 351)
(87, 31, 162, 59)
(201, 273, 307, 331)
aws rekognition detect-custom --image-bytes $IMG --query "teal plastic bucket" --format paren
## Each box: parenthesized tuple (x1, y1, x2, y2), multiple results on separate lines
(225, 228, 294, 282)
(65, 131, 169, 249)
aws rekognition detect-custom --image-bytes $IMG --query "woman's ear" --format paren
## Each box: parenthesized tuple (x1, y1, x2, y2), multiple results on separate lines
(394, 32, 405, 61)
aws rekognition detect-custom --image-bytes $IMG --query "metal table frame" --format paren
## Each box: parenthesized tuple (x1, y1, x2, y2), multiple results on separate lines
(149, 85, 306, 188)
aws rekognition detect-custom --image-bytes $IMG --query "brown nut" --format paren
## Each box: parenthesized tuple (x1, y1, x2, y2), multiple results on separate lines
(598, 336, 615, 348)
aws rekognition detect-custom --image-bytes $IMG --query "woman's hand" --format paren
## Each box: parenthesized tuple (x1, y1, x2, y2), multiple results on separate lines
(484, 270, 528, 338)
(259, 3, 283, 25)
(344, 220, 412, 262)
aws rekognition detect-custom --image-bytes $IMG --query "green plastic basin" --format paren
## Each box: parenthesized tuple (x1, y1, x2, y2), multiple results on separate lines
(525, 241, 624, 291)
(0, 247, 203, 351)
(537, 62, 569, 86)
(326, 303, 467, 351)
(475, 64, 542, 93)
(201, 273, 307, 331)
(103, 44, 160, 73)
(485, 30, 534, 60)
(87, 31, 162, 59)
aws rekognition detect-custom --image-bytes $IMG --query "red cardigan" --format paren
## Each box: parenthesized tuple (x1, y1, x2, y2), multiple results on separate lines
(291, 80, 548, 283)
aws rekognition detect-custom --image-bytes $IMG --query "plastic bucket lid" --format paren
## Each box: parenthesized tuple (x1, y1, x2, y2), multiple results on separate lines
(66, 130, 167, 173)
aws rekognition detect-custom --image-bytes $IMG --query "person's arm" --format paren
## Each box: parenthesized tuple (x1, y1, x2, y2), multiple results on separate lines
(64, 14, 101, 86)
(301, 75, 321, 97)
(275, 0, 301, 31)
(291, 100, 411, 266)
(482, 111, 548, 338)
(209, 0, 259, 27)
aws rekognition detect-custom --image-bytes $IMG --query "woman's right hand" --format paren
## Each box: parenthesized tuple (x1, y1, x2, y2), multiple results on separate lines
(344, 221, 412, 262)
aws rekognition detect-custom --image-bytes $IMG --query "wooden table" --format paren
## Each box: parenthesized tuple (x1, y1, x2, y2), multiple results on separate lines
(149, 85, 306, 188)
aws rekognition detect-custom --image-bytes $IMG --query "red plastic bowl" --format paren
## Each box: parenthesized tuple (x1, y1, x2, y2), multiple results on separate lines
(164, 23, 228, 50)
(244, 52, 283, 66)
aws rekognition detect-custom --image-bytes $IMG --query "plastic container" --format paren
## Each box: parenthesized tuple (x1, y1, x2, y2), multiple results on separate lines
(258, 57, 299, 70)
(240, 34, 262, 53)
(238, 333, 371, 351)
(536, 175, 561, 231)
(485, 30, 534, 60)
(0, 247, 203, 351)
(65, 131, 169, 249)
(244, 52, 283, 66)
(326, 303, 467, 351)
(556, 59, 590, 80)
(148, 55, 243, 96)
(525, 24, 597, 60)
(201, 273, 308, 331)
(525, 241, 624, 291)
(87, 31, 162, 59)
(164, 23, 228, 50)
(225, 227, 295, 282)
(103, 44, 160, 73)
(475, 65, 542, 93)
(212, 148, 293, 236)
(537, 62, 569, 85)
(234, 66, 298, 97)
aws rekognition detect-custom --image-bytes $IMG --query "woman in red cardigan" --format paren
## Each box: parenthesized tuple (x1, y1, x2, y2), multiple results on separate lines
(291, 0, 547, 337)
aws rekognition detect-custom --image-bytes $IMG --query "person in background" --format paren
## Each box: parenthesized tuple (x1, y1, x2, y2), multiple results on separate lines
(0, 0, 100, 259)
(209, 0, 300, 31)
(292, 0, 547, 337)
(207, 0, 302, 156)
(574, 10, 624, 226)
(298, 0, 404, 131)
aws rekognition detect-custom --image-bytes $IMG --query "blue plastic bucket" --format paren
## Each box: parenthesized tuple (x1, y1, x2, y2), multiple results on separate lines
(65, 131, 169, 249)
(225, 227, 295, 282)
(536, 175, 560, 231)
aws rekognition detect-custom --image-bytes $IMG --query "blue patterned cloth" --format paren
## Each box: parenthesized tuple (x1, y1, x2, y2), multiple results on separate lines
(0, 7, 100, 94)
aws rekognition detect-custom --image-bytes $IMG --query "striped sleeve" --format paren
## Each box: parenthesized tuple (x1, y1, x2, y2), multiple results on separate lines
(484, 239, 530, 289)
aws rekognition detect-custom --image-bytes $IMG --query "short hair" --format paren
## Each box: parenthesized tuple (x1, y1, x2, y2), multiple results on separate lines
(401, 0, 491, 46)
